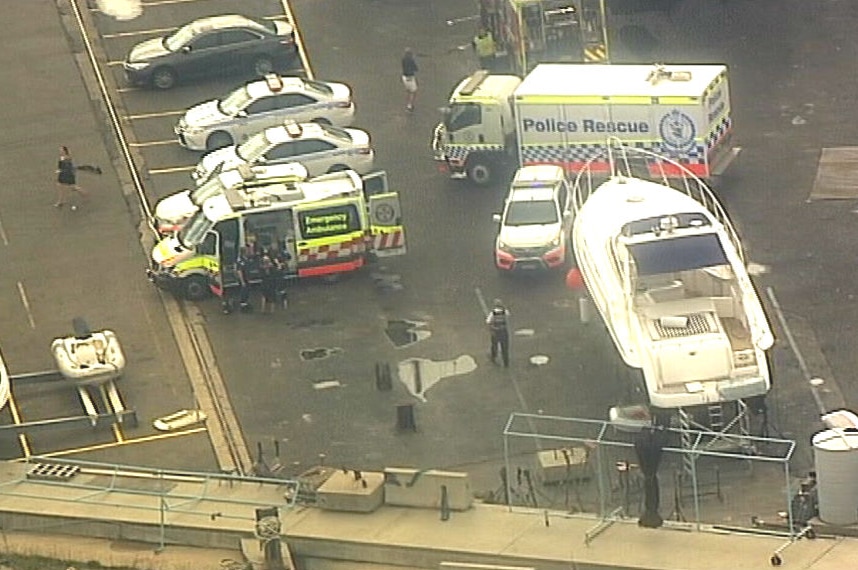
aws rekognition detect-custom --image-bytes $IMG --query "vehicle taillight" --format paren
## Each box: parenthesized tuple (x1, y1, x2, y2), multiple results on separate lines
(279, 37, 295, 45)
(335, 101, 352, 108)
(357, 147, 372, 155)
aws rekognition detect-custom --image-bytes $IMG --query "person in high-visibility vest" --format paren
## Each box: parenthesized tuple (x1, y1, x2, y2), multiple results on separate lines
(472, 28, 497, 71)
(486, 298, 510, 367)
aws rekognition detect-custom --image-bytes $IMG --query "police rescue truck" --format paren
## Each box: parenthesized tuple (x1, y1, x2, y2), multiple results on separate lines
(432, 63, 738, 185)
(147, 166, 404, 300)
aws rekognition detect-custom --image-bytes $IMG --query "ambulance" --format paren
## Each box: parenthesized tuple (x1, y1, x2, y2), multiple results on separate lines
(147, 167, 404, 300)
(433, 63, 738, 186)
(152, 162, 309, 235)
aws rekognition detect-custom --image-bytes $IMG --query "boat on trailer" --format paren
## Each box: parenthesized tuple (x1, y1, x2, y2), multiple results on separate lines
(570, 142, 774, 411)
(51, 318, 126, 386)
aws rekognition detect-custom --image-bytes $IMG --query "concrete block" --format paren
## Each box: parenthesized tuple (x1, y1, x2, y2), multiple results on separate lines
(383, 468, 472, 511)
(537, 447, 590, 485)
(316, 470, 384, 513)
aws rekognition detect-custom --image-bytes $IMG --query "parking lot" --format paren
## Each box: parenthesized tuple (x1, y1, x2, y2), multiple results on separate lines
(1, 0, 853, 534)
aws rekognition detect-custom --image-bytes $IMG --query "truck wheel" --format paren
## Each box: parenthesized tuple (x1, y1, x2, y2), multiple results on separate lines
(183, 276, 210, 301)
(467, 162, 492, 186)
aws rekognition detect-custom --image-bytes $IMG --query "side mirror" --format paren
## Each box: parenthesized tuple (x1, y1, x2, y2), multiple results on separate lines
(492, 213, 501, 223)
(181, 45, 192, 54)
(237, 110, 248, 118)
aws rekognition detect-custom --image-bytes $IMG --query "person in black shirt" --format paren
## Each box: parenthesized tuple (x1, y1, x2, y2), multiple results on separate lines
(401, 48, 419, 111)
(55, 145, 89, 208)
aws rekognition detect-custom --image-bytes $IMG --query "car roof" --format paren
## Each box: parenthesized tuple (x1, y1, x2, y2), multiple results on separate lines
(186, 14, 270, 35)
(265, 122, 349, 144)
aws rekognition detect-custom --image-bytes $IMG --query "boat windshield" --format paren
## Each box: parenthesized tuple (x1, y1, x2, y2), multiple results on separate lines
(504, 200, 558, 225)
(630, 234, 727, 276)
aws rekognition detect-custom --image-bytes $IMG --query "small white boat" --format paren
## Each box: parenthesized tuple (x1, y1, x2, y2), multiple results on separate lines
(51, 324, 126, 386)
(0, 347, 11, 412)
(571, 142, 774, 410)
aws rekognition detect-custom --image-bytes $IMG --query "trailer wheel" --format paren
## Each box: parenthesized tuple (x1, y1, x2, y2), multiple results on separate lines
(467, 160, 493, 186)
(183, 275, 211, 301)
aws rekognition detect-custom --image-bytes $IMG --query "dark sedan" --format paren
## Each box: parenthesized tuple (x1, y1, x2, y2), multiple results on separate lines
(123, 15, 298, 90)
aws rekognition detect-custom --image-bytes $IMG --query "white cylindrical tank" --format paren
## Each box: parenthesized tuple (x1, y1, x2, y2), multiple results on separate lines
(812, 428, 858, 525)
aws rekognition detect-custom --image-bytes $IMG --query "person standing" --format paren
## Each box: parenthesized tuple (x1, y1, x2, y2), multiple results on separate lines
(55, 145, 89, 208)
(401, 48, 419, 112)
(472, 28, 497, 71)
(259, 254, 280, 314)
(236, 246, 254, 313)
(486, 298, 510, 367)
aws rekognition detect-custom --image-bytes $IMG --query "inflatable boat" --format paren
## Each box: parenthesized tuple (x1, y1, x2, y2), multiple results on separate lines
(51, 323, 126, 386)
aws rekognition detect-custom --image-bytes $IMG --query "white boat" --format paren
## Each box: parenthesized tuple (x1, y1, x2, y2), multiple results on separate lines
(570, 142, 774, 410)
(51, 329, 126, 386)
(0, 347, 10, 411)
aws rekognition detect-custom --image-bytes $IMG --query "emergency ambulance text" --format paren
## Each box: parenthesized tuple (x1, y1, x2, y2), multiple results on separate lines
(521, 118, 650, 134)
(302, 212, 351, 237)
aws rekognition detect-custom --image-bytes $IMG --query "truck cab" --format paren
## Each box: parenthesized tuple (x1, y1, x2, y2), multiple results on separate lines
(433, 71, 521, 185)
(493, 165, 571, 271)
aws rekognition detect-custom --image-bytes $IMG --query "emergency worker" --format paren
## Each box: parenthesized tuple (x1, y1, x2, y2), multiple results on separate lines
(486, 298, 510, 367)
(236, 245, 254, 313)
(472, 29, 497, 70)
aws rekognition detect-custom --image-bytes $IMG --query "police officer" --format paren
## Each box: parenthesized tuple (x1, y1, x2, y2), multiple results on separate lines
(472, 28, 497, 71)
(486, 298, 510, 367)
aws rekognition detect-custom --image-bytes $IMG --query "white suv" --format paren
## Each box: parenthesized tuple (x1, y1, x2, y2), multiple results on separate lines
(493, 165, 571, 271)
(193, 121, 374, 182)
(175, 74, 355, 151)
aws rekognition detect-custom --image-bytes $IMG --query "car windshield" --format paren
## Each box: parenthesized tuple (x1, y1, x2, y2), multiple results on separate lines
(303, 79, 334, 97)
(163, 23, 197, 51)
(504, 200, 558, 226)
(236, 131, 272, 161)
(320, 124, 352, 143)
(219, 86, 254, 116)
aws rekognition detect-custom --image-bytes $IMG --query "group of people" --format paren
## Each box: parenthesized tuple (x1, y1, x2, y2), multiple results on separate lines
(225, 242, 291, 315)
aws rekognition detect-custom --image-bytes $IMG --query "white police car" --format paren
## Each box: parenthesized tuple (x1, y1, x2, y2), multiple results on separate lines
(192, 121, 374, 182)
(175, 75, 355, 151)
(493, 165, 571, 272)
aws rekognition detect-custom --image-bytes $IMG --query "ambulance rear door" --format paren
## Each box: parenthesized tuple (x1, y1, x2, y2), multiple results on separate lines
(369, 192, 406, 257)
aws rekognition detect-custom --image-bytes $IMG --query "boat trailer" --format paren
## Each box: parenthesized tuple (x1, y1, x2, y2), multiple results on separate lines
(2, 318, 137, 436)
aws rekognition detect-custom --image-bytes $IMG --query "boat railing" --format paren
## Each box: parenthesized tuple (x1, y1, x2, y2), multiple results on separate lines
(569, 139, 745, 264)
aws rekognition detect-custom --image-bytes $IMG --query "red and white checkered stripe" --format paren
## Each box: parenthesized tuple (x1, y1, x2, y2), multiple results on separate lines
(374, 230, 404, 251)
(297, 236, 365, 264)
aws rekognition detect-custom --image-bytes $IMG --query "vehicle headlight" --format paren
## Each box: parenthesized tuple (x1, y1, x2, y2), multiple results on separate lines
(125, 61, 151, 71)
(497, 240, 509, 251)
(179, 123, 205, 135)
(549, 235, 561, 247)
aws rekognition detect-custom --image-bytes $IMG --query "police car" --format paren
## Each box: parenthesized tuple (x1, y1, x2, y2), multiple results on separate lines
(493, 165, 571, 272)
(192, 121, 374, 182)
(175, 75, 355, 151)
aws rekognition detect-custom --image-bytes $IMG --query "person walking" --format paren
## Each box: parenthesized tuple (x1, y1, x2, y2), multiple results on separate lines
(486, 298, 510, 367)
(55, 145, 89, 208)
(472, 28, 497, 70)
(401, 47, 419, 112)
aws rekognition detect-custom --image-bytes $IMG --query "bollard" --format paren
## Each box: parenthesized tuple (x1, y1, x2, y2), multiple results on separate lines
(396, 404, 417, 431)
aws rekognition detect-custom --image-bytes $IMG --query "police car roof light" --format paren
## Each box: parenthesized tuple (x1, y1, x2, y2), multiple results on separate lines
(284, 121, 303, 138)
(265, 73, 284, 92)
(460, 70, 490, 96)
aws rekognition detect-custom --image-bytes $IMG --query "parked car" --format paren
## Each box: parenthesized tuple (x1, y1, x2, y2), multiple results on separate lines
(123, 14, 297, 90)
(493, 165, 571, 271)
(175, 74, 355, 151)
(193, 122, 374, 182)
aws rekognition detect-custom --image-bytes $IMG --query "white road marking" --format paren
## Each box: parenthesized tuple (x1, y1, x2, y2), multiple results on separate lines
(148, 165, 196, 175)
(16, 282, 36, 330)
(129, 140, 181, 147)
(127, 110, 183, 120)
(0, 215, 8, 246)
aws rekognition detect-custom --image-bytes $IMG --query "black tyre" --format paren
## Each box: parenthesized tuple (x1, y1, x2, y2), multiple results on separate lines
(467, 160, 493, 186)
(151, 67, 177, 90)
(326, 164, 350, 173)
(311, 117, 332, 125)
(206, 131, 234, 151)
(252, 56, 275, 76)
(183, 275, 211, 301)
